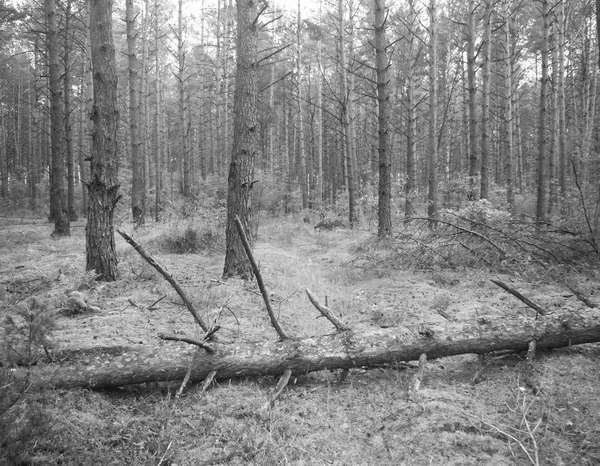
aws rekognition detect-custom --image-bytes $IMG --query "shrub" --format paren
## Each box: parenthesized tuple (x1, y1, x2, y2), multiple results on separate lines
(160, 223, 223, 254)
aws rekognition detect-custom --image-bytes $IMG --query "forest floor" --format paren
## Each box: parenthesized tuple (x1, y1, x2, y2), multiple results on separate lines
(1, 213, 600, 465)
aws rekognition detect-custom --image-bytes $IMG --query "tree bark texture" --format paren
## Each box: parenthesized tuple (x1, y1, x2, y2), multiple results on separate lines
(480, 0, 492, 200)
(86, 0, 120, 281)
(404, 0, 418, 221)
(427, 0, 439, 222)
(466, 0, 478, 198)
(12, 308, 600, 390)
(222, 0, 258, 279)
(536, 0, 549, 225)
(128, 0, 145, 226)
(374, 0, 392, 237)
(46, 0, 70, 236)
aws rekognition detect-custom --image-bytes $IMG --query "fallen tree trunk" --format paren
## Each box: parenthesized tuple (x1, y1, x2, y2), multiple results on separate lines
(10, 308, 600, 389)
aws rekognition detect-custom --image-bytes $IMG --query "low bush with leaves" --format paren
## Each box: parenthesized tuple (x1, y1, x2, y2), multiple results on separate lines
(159, 223, 224, 254)
(1, 299, 55, 465)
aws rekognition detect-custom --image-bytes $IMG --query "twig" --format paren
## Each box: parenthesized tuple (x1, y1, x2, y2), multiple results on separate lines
(202, 370, 217, 393)
(409, 353, 427, 401)
(234, 216, 287, 340)
(159, 333, 215, 354)
(490, 279, 547, 316)
(471, 353, 486, 385)
(267, 369, 292, 408)
(462, 412, 539, 466)
(117, 229, 208, 331)
(147, 294, 167, 310)
(563, 282, 596, 308)
(305, 289, 349, 331)
(176, 347, 203, 399)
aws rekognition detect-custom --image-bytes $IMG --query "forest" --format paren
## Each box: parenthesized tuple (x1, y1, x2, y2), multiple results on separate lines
(1, 0, 600, 464)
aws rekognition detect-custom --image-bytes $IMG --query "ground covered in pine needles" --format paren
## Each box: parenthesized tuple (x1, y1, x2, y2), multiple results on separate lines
(1, 212, 600, 465)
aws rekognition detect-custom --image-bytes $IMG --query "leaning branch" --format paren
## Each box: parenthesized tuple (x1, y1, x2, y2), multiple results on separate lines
(306, 289, 349, 331)
(116, 229, 209, 332)
(490, 279, 547, 316)
(234, 216, 287, 340)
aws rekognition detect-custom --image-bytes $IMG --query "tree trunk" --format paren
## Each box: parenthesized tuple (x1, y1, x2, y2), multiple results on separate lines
(296, 0, 308, 209)
(558, 0, 567, 205)
(86, 0, 120, 282)
(480, 0, 492, 200)
(427, 0, 439, 223)
(64, 0, 77, 222)
(548, 21, 559, 216)
(46, 0, 70, 236)
(503, 0, 514, 210)
(405, 0, 418, 221)
(128, 0, 145, 226)
(13, 307, 600, 390)
(536, 0, 550, 226)
(374, 0, 391, 237)
(338, 0, 358, 227)
(0, 96, 7, 199)
(154, 0, 162, 221)
(466, 0, 478, 198)
(222, 0, 259, 279)
(178, 0, 191, 197)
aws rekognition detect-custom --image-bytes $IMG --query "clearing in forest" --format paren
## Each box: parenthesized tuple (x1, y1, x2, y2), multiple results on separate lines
(1, 215, 600, 465)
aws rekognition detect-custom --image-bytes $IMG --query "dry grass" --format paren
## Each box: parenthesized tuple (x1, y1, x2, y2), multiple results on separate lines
(1, 214, 599, 465)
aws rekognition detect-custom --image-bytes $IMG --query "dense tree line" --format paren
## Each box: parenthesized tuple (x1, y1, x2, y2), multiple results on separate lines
(0, 0, 599, 247)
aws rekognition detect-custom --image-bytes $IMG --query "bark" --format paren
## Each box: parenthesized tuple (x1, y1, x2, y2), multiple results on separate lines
(178, 0, 191, 197)
(558, 0, 567, 204)
(374, 0, 391, 236)
(128, 0, 145, 226)
(46, 0, 70, 236)
(466, 0, 478, 198)
(427, 0, 439, 223)
(404, 0, 418, 221)
(12, 307, 600, 390)
(64, 0, 77, 222)
(480, 0, 492, 200)
(0, 99, 6, 199)
(296, 0, 308, 209)
(503, 0, 514, 210)
(154, 0, 162, 221)
(536, 0, 550, 226)
(338, 0, 358, 227)
(86, 0, 120, 282)
(222, 0, 259, 279)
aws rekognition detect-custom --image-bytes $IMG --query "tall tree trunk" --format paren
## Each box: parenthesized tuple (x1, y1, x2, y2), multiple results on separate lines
(46, 0, 70, 236)
(222, 0, 259, 279)
(427, 0, 439, 224)
(314, 7, 323, 210)
(466, 0, 478, 198)
(338, 0, 358, 227)
(86, 0, 120, 281)
(548, 21, 559, 216)
(374, 0, 391, 236)
(480, 0, 492, 200)
(296, 0, 308, 209)
(405, 0, 418, 221)
(64, 0, 77, 221)
(503, 0, 514, 210)
(178, 0, 191, 197)
(0, 96, 6, 199)
(536, 0, 550, 226)
(557, 0, 566, 208)
(154, 0, 162, 221)
(128, 0, 145, 226)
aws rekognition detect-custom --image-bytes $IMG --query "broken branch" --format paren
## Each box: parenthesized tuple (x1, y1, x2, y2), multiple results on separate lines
(117, 229, 209, 331)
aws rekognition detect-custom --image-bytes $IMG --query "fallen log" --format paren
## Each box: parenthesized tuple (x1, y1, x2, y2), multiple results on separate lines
(9, 307, 600, 390)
